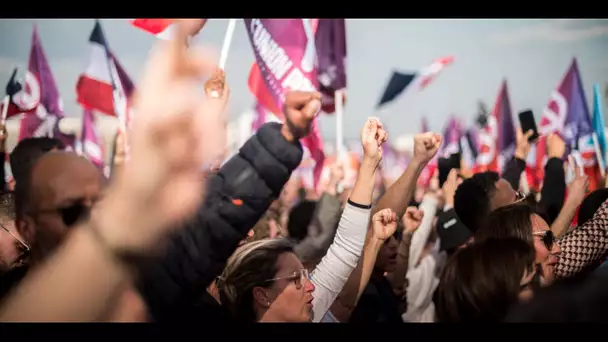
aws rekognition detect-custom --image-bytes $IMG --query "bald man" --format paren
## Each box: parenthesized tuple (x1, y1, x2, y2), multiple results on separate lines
(15, 152, 106, 265)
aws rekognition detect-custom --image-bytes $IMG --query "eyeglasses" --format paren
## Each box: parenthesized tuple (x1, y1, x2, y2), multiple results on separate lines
(265, 268, 311, 290)
(532, 230, 556, 251)
(35, 202, 92, 228)
(514, 191, 526, 204)
(0, 221, 30, 253)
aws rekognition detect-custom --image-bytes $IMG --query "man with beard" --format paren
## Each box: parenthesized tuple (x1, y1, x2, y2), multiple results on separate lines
(0, 191, 30, 300)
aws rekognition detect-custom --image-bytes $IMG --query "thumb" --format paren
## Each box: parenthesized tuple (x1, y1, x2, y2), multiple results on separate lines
(284, 91, 314, 110)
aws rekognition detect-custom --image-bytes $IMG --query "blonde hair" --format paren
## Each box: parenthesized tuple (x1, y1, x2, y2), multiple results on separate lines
(217, 238, 294, 322)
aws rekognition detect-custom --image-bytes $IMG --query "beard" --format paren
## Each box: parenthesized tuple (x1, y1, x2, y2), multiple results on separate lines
(0, 264, 29, 301)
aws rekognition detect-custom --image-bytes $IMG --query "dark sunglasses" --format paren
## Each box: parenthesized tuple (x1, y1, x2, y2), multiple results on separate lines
(532, 230, 555, 251)
(35, 202, 91, 228)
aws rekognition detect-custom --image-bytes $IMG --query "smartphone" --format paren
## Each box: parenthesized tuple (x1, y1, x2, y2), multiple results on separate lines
(518, 110, 540, 142)
(438, 153, 461, 187)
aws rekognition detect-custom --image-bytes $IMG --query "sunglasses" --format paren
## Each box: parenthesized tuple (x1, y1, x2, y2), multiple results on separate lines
(265, 268, 311, 290)
(35, 202, 92, 228)
(532, 230, 555, 251)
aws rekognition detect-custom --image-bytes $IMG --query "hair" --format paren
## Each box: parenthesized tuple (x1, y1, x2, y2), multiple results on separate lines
(475, 203, 536, 245)
(250, 202, 283, 241)
(435, 237, 536, 322)
(578, 188, 608, 226)
(0, 191, 15, 219)
(287, 201, 317, 242)
(454, 171, 500, 233)
(10, 137, 64, 185)
(217, 238, 294, 322)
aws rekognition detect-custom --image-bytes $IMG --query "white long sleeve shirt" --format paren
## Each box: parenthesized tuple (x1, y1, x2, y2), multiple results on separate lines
(310, 202, 369, 322)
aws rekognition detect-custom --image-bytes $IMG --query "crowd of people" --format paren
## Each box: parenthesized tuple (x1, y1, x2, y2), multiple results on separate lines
(0, 21, 608, 323)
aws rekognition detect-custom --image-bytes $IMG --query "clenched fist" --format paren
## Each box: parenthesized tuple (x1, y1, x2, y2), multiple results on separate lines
(402, 207, 424, 234)
(360, 117, 388, 167)
(371, 208, 398, 241)
(413, 132, 442, 165)
(282, 91, 322, 142)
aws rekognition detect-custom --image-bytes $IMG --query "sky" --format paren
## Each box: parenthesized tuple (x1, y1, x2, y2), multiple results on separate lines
(0, 19, 607, 143)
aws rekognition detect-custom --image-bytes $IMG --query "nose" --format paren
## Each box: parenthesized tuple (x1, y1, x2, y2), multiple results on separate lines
(551, 242, 562, 256)
(303, 276, 315, 293)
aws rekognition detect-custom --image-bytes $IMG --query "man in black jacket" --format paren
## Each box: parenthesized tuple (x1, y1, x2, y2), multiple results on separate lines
(137, 90, 324, 321)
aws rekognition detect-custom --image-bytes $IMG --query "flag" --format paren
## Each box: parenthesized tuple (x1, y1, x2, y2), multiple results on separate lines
(244, 19, 325, 186)
(131, 19, 176, 40)
(440, 117, 463, 158)
(315, 19, 347, 113)
(537, 58, 596, 186)
(475, 80, 515, 173)
(376, 71, 416, 108)
(460, 129, 479, 169)
(79, 107, 104, 169)
(592, 83, 606, 159)
(376, 55, 454, 109)
(0, 67, 25, 120)
(76, 20, 133, 131)
(16, 25, 75, 148)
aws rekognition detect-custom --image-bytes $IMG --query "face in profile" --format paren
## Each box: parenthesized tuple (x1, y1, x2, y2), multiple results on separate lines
(530, 214, 561, 285)
(253, 252, 315, 322)
(0, 218, 29, 274)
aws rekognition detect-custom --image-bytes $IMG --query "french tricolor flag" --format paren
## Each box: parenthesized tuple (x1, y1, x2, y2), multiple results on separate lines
(76, 20, 131, 131)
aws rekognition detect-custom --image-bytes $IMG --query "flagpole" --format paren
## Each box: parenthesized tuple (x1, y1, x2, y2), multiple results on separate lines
(1, 96, 9, 124)
(335, 88, 345, 193)
(592, 132, 606, 177)
(219, 19, 237, 70)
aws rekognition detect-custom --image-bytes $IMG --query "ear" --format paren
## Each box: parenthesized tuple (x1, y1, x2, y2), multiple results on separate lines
(16, 216, 35, 245)
(252, 286, 272, 308)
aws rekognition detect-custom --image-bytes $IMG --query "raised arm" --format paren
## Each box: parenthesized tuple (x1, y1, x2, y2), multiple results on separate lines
(374, 132, 441, 218)
(551, 169, 588, 238)
(555, 198, 608, 279)
(329, 208, 398, 322)
(310, 117, 385, 322)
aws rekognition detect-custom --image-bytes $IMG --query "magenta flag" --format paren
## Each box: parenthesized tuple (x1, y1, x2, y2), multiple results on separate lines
(17, 25, 75, 149)
(244, 19, 325, 186)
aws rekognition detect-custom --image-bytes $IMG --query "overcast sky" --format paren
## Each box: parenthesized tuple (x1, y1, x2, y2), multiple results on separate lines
(0, 19, 606, 141)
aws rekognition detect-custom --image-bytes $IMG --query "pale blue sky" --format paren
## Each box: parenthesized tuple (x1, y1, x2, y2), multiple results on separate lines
(0, 19, 606, 141)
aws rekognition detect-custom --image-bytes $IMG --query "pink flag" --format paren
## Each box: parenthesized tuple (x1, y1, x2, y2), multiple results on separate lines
(80, 108, 104, 169)
(17, 25, 75, 149)
(244, 19, 325, 186)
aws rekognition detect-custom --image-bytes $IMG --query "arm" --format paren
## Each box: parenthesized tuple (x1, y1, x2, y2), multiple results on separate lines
(550, 171, 588, 238)
(328, 229, 384, 322)
(309, 117, 384, 322)
(373, 132, 442, 218)
(502, 128, 533, 190)
(555, 198, 608, 279)
(389, 232, 413, 314)
(408, 195, 439, 269)
(309, 162, 375, 322)
(293, 192, 342, 263)
(539, 158, 566, 224)
(329, 208, 399, 322)
(501, 157, 526, 191)
(137, 123, 303, 321)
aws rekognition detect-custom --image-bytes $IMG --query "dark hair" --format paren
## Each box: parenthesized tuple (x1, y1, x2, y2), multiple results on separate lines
(454, 171, 499, 233)
(475, 203, 535, 245)
(217, 238, 294, 322)
(0, 191, 15, 220)
(578, 188, 608, 226)
(10, 137, 64, 185)
(287, 201, 317, 241)
(435, 237, 536, 322)
(505, 270, 608, 322)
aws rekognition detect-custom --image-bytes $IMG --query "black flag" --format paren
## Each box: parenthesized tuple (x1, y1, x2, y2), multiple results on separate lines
(5, 67, 22, 97)
(376, 71, 415, 109)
